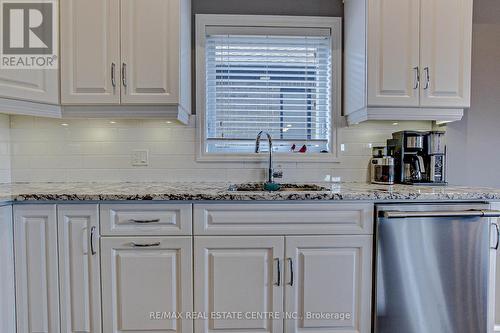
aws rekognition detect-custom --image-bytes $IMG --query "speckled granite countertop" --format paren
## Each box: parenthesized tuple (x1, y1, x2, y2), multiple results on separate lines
(0, 182, 500, 203)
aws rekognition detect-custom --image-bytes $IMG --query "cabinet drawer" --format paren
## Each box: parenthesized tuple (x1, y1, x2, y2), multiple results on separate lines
(101, 236, 193, 333)
(194, 203, 373, 235)
(100, 203, 192, 236)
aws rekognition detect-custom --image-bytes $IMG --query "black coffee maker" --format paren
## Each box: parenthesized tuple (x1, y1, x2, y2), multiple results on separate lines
(387, 131, 447, 185)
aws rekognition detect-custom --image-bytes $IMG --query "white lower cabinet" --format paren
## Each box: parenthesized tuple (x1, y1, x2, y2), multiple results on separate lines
(101, 236, 193, 333)
(194, 236, 284, 333)
(491, 202, 500, 333)
(0, 205, 15, 333)
(8, 202, 374, 333)
(285, 236, 372, 333)
(14, 205, 60, 333)
(58, 205, 102, 333)
(194, 235, 373, 333)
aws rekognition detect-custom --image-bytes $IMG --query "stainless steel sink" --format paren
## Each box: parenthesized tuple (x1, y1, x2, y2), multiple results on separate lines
(227, 183, 329, 192)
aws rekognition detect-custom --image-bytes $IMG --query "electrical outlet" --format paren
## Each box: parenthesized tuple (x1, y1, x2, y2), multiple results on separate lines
(131, 149, 149, 166)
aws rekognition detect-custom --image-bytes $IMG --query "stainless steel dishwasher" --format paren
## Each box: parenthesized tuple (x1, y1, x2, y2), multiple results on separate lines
(375, 203, 500, 333)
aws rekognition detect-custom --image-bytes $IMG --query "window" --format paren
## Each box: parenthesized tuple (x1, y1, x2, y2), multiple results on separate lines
(196, 15, 341, 160)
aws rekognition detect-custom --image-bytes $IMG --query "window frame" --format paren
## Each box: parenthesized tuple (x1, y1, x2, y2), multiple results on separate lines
(195, 14, 342, 162)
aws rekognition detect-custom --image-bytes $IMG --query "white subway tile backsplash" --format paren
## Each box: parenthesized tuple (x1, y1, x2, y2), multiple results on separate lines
(11, 142, 49, 155)
(149, 141, 196, 155)
(0, 131, 9, 142)
(81, 155, 131, 169)
(226, 168, 265, 182)
(10, 156, 31, 170)
(32, 155, 84, 169)
(160, 168, 228, 182)
(149, 155, 240, 170)
(13, 168, 68, 182)
(0, 142, 9, 155)
(338, 143, 376, 156)
(0, 170, 10, 182)
(4, 115, 432, 183)
(0, 114, 10, 183)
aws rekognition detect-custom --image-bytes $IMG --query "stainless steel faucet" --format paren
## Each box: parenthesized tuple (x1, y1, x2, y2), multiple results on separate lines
(255, 131, 282, 183)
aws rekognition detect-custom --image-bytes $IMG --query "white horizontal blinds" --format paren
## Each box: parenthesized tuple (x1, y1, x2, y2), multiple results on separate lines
(205, 27, 332, 153)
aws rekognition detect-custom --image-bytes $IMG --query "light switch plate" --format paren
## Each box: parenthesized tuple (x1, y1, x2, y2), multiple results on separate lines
(131, 149, 149, 166)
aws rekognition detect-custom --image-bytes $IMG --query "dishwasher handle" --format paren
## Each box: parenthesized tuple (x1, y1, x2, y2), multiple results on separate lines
(382, 210, 500, 219)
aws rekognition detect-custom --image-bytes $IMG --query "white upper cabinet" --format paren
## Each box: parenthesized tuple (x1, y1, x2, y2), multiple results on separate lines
(120, 0, 180, 104)
(0, 18, 59, 115)
(1, 0, 191, 121)
(367, 0, 420, 107)
(344, 0, 473, 124)
(60, 0, 120, 104)
(0, 69, 59, 104)
(419, 0, 473, 108)
(60, 0, 191, 113)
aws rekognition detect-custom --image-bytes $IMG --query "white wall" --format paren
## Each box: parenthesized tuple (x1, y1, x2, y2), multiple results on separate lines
(0, 115, 11, 183)
(446, 0, 500, 187)
(8, 115, 431, 183)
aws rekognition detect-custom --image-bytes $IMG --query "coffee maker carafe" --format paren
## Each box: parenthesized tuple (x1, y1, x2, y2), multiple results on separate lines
(387, 130, 447, 185)
(426, 131, 446, 183)
(404, 155, 426, 182)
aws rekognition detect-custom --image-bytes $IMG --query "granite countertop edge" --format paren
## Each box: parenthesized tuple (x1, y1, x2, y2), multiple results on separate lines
(1, 182, 500, 203)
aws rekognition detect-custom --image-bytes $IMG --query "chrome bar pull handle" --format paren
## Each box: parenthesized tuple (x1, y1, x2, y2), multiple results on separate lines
(90, 226, 97, 255)
(131, 241, 161, 248)
(122, 63, 127, 87)
(483, 211, 500, 218)
(111, 63, 116, 88)
(288, 258, 294, 286)
(274, 258, 281, 286)
(493, 223, 500, 250)
(413, 66, 420, 89)
(383, 210, 500, 219)
(129, 218, 160, 224)
(423, 67, 430, 90)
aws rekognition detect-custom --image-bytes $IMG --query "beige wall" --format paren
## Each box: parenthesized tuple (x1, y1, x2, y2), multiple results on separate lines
(193, 0, 343, 17)
(446, 0, 500, 187)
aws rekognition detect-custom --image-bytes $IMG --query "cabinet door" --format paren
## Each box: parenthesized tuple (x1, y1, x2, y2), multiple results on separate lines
(420, 0, 473, 107)
(491, 203, 500, 333)
(0, 69, 58, 104)
(101, 236, 193, 333)
(14, 205, 59, 333)
(120, 0, 180, 104)
(60, 0, 120, 104)
(0, 206, 15, 333)
(58, 205, 101, 333)
(367, 0, 420, 107)
(285, 236, 372, 333)
(194, 236, 284, 333)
